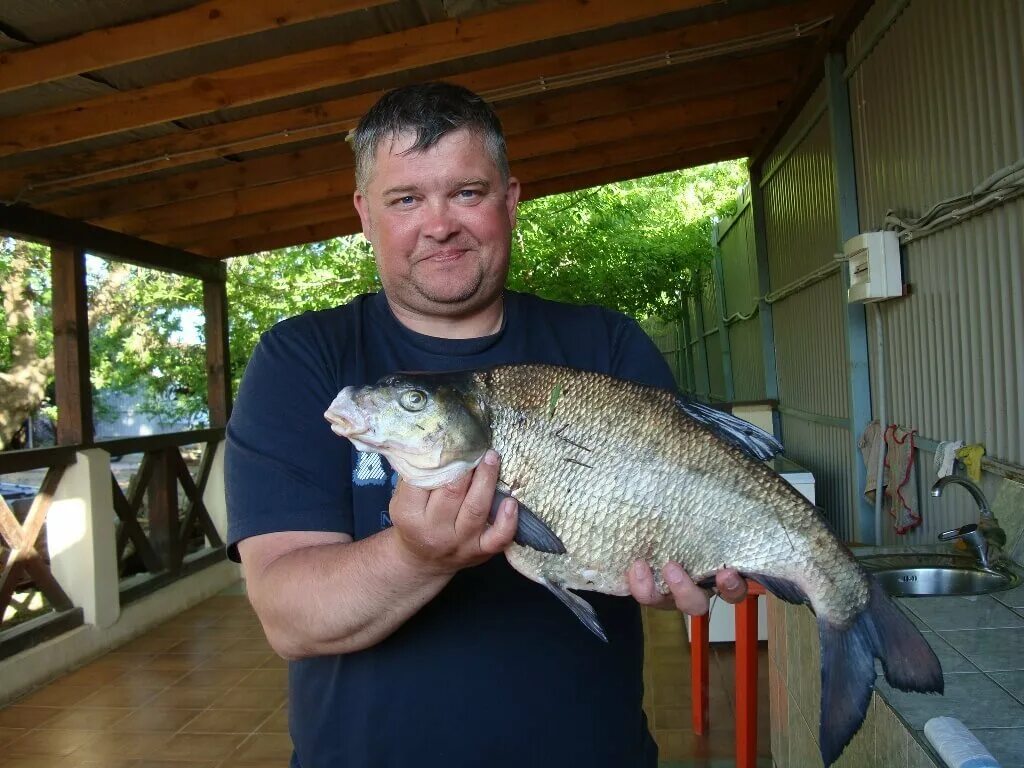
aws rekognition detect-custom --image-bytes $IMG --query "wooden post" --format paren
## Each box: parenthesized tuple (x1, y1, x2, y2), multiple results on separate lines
(203, 264, 232, 428)
(50, 244, 93, 445)
(147, 448, 180, 573)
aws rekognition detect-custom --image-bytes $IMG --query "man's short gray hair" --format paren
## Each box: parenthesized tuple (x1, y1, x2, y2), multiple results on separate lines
(352, 82, 510, 192)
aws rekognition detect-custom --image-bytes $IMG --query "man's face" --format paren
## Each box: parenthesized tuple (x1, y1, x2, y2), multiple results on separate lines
(353, 128, 520, 320)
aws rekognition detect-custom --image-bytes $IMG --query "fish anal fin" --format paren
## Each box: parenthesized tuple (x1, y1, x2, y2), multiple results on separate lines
(745, 574, 810, 606)
(541, 577, 608, 642)
(488, 490, 566, 555)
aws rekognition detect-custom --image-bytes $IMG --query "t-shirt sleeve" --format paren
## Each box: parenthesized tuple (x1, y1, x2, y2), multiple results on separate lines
(225, 320, 353, 562)
(609, 314, 679, 392)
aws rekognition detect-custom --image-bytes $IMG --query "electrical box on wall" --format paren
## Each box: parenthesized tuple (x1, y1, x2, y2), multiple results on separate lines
(845, 231, 903, 303)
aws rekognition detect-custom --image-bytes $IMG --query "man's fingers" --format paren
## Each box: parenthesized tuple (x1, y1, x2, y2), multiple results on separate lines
(456, 450, 500, 532)
(479, 497, 517, 553)
(715, 568, 747, 604)
(663, 562, 710, 616)
(627, 561, 664, 606)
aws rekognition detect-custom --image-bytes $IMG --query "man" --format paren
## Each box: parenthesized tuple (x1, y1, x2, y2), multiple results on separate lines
(227, 83, 746, 768)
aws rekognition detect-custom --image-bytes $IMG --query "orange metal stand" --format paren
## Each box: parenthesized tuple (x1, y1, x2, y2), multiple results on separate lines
(689, 612, 709, 735)
(689, 581, 765, 768)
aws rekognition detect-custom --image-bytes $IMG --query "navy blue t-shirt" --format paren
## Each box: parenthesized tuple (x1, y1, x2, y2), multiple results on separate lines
(226, 290, 677, 768)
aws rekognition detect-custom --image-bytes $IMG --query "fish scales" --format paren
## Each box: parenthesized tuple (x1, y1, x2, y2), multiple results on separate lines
(324, 362, 944, 767)
(479, 365, 869, 625)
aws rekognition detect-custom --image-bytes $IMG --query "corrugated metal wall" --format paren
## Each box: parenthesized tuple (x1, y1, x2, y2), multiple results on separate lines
(758, 88, 860, 540)
(718, 203, 767, 401)
(848, 0, 1024, 544)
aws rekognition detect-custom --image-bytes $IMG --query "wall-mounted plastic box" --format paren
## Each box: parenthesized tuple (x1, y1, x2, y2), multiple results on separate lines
(846, 230, 902, 302)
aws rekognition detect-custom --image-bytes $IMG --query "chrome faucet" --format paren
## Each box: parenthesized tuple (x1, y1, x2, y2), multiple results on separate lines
(932, 475, 1006, 568)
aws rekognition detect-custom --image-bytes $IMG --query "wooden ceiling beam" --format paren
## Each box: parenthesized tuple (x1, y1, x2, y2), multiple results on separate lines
(160, 115, 766, 250)
(0, 0, 838, 199)
(47, 142, 351, 220)
(0, 0, 717, 157)
(505, 81, 790, 161)
(96, 75, 783, 237)
(0, 204, 219, 279)
(197, 217, 364, 258)
(196, 138, 752, 258)
(48, 48, 800, 222)
(0, 0, 392, 96)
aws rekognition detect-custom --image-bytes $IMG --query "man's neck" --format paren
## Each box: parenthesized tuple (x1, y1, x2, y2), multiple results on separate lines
(386, 295, 505, 339)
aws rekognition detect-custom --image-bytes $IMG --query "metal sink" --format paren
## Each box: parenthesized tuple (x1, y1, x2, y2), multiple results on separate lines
(857, 552, 1021, 597)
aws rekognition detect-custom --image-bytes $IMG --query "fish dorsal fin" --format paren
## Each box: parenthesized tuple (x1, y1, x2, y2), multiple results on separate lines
(675, 397, 783, 461)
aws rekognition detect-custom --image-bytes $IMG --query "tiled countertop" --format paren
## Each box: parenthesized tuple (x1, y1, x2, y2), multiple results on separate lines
(855, 547, 1024, 767)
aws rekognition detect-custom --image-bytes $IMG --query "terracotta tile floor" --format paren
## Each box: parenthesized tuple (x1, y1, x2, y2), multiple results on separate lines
(0, 589, 769, 767)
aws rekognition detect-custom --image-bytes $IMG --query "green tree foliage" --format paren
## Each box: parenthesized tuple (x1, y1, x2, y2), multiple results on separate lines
(1, 161, 745, 439)
(511, 160, 746, 320)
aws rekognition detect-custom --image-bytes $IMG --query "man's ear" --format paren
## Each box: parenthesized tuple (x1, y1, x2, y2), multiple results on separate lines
(353, 190, 373, 239)
(504, 176, 521, 229)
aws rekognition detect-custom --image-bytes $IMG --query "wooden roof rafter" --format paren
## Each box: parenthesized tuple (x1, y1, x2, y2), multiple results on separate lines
(0, 0, 393, 96)
(0, 0, 873, 260)
(0, 0, 839, 203)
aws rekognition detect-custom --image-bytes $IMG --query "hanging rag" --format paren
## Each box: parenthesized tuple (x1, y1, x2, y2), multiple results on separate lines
(885, 424, 920, 533)
(956, 443, 986, 483)
(933, 440, 964, 478)
(859, 420, 884, 505)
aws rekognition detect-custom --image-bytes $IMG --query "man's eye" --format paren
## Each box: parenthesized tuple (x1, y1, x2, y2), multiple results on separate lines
(398, 196, 416, 205)
(458, 189, 480, 199)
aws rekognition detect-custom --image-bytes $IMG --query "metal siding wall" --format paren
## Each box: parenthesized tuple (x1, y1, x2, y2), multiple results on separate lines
(780, 415, 856, 541)
(760, 87, 855, 536)
(701, 274, 727, 400)
(719, 206, 766, 401)
(764, 112, 841, 288)
(728, 319, 766, 401)
(772, 273, 850, 420)
(848, 0, 1024, 543)
(850, 0, 1024, 230)
(884, 199, 1024, 466)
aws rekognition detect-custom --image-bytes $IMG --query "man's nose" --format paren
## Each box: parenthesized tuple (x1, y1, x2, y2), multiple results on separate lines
(422, 200, 460, 240)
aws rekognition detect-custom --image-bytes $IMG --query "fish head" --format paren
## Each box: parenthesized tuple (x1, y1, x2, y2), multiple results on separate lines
(324, 372, 491, 488)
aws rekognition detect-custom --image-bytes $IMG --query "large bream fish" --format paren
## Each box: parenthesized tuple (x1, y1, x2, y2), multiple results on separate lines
(325, 364, 942, 766)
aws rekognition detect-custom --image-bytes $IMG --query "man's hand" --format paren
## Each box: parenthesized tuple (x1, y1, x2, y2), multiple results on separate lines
(627, 560, 747, 615)
(389, 449, 518, 576)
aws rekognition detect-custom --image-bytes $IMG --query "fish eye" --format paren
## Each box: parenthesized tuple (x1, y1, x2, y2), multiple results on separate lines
(399, 389, 428, 412)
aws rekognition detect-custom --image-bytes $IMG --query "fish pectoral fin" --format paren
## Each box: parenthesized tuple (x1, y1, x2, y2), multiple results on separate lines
(540, 577, 608, 643)
(488, 490, 566, 555)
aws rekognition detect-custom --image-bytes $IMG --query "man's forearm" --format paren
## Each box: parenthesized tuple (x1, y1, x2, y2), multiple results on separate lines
(247, 528, 452, 659)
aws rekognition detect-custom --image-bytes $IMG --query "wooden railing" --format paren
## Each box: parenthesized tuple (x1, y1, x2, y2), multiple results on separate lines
(0, 429, 226, 650)
(0, 447, 82, 652)
(98, 429, 225, 580)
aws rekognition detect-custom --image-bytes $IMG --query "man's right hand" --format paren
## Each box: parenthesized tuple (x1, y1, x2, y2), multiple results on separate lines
(388, 448, 518, 576)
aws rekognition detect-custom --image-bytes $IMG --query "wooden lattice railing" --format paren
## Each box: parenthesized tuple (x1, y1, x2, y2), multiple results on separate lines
(0, 447, 78, 630)
(98, 429, 225, 579)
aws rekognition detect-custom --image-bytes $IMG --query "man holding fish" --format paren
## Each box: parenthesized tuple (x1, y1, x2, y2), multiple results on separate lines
(226, 83, 749, 768)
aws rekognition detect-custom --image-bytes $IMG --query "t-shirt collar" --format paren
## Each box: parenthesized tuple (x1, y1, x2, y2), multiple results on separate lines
(372, 290, 512, 356)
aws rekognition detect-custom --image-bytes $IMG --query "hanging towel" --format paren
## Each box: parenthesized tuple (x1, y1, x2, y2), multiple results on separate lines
(885, 424, 920, 533)
(934, 440, 965, 478)
(858, 420, 883, 504)
(956, 443, 986, 483)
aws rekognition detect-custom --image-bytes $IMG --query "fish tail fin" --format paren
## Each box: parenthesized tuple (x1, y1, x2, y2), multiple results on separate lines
(817, 579, 943, 767)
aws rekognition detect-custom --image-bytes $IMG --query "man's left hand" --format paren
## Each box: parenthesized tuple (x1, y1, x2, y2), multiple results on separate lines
(627, 560, 746, 615)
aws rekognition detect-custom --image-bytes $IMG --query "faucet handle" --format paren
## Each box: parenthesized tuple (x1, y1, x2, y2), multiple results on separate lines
(938, 523, 980, 542)
(938, 523, 991, 569)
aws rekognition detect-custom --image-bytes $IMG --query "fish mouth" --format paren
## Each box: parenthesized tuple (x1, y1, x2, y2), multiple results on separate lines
(324, 387, 370, 437)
